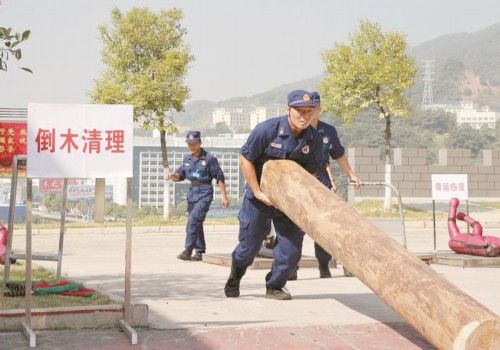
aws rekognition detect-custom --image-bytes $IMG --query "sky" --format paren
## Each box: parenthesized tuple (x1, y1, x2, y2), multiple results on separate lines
(1, 0, 499, 107)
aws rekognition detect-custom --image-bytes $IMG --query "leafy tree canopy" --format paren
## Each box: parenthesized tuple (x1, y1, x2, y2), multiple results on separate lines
(0, 27, 32, 72)
(320, 20, 416, 123)
(91, 7, 193, 131)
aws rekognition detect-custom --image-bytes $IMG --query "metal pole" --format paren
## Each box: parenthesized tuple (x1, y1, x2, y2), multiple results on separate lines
(23, 177, 36, 347)
(56, 178, 68, 280)
(466, 199, 470, 234)
(396, 192, 407, 249)
(3, 155, 19, 287)
(432, 200, 437, 251)
(124, 177, 132, 324)
(343, 181, 407, 248)
(119, 177, 137, 344)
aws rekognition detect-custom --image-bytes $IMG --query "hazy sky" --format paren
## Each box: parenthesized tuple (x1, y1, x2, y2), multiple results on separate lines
(1, 0, 499, 107)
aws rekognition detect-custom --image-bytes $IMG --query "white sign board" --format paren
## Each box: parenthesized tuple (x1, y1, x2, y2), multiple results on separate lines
(68, 185, 95, 200)
(431, 174, 468, 200)
(27, 104, 133, 178)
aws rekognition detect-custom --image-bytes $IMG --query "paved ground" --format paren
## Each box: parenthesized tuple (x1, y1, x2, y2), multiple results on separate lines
(1, 219, 500, 349)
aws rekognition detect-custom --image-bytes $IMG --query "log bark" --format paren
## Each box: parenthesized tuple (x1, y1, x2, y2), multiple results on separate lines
(260, 159, 500, 350)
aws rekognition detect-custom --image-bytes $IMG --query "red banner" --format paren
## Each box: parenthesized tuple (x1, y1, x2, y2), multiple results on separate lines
(0, 122, 27, 177)
(40, 178, 80, 193)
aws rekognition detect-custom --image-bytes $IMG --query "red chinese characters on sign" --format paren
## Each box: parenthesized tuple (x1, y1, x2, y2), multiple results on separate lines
(34, 128, 126, 154)
(35, 128, 56, 153)
(40, 178, 80, 193)
(40, 179, 65, 193)
(434, 182, 466, 192)
(0, 122, 27, 176)
(82, 129, 102, 154)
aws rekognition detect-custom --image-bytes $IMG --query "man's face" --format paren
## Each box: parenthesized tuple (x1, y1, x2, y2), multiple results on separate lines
(187, 142, 202, 153)
(288, 106, 315, 130)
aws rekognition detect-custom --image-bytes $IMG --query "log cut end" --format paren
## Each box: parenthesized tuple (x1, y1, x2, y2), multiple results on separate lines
(453, 319, 500, 350)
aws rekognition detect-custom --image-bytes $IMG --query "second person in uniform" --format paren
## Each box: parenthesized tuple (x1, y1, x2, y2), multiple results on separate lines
(167, 131, 229, 261)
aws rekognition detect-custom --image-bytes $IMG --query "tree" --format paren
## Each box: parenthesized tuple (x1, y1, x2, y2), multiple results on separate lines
(447, 124, 495, 157)
(204, 121, 232, 136)
(320, 21, 416, 209)
(91, 7, 193, 218)
(0, 27, 32, 72)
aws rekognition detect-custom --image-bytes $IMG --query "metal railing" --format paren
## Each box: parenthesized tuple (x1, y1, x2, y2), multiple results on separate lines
(337, 181, 407, 248)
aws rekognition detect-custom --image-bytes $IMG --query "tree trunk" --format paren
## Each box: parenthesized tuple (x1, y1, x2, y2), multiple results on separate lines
(159, 124, 170, 220)
(383, 115, 392, 211)
(260, 159, 500, 350)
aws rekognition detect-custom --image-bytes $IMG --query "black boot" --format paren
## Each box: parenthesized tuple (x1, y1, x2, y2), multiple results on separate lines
(192, 252, 203, 261)
(265, 286, 292, 300)
(224, 264, 247, 297)
(319, 263, 332, 278)
(177, 249, 192, 261)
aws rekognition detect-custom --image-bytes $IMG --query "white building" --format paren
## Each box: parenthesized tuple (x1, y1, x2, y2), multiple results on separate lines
(212, 108, 249, 132)
(249, 105, 286, 130)
(456, 101, 497, 129)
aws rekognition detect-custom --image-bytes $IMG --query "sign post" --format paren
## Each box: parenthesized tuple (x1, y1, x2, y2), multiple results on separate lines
(431, 174, 469, 251)
(24, 103, 135, 346)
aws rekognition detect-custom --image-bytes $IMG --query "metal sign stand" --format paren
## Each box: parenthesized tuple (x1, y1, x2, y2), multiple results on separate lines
(2, 157, 137, 347)
(3, 156, 66, 287)
(23, 177, 35, 347)
(432, 200, 436, 251)
(118, 177, 137, 344)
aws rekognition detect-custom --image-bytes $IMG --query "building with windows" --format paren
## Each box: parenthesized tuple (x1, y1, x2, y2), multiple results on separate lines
(249, 105, 286, 130)
(134, 136, 246, 208)
(212, 108, 249, 132)
(456, 101, 497, 129)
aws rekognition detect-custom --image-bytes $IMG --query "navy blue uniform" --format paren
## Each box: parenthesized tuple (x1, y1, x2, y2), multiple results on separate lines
(314, 120, 345, 264)
(175, 149, 225, 253)
(232, 116, 323, 289)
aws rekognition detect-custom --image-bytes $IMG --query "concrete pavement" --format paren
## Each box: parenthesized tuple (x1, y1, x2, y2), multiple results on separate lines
(1, 220, 500, 349)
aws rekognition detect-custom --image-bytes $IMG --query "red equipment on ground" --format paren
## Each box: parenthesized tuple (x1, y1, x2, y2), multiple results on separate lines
(447, 197, 500, 257)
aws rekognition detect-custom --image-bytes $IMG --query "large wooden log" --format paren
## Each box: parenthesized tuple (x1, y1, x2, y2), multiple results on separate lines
(260, 160, 500, 350)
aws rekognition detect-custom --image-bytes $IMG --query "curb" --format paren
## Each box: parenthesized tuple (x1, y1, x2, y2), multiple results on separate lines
(0, 304, 148, 331)
(13, 225, 239, 236)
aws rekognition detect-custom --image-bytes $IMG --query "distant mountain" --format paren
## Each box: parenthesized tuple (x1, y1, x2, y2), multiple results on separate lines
(410, 21, 500, 107)
(176, 21, 500, 131)
(220, 74, 324, 108)
(174, 74, 324, 132)
(172, 99, 216, 131)
(411, 22, 500, 86)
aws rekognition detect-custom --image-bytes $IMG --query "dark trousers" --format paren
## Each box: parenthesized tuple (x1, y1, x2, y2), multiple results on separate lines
(185, 198, 212, 253)
(231, 195, 304, 289)
(314, 243, 332, 265)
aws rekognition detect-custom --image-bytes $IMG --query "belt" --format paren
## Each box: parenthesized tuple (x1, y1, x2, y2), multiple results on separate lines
(190, 180, 210, 186)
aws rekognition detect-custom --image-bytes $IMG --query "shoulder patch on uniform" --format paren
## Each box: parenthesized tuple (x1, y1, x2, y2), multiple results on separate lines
(270, 142, 282, 149)
(201, 160, 206, 166)
(279, 127, 284, 135)
(323, 136, 329, 144)
(302, 144, 310, 154)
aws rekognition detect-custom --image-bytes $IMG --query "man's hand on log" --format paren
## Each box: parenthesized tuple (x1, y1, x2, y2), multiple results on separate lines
(254, 190, 273, 206)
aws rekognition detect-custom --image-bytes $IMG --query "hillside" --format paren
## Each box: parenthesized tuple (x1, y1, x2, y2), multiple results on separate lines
(175, 21, 500, 131)
(411, 22, 500, 86)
